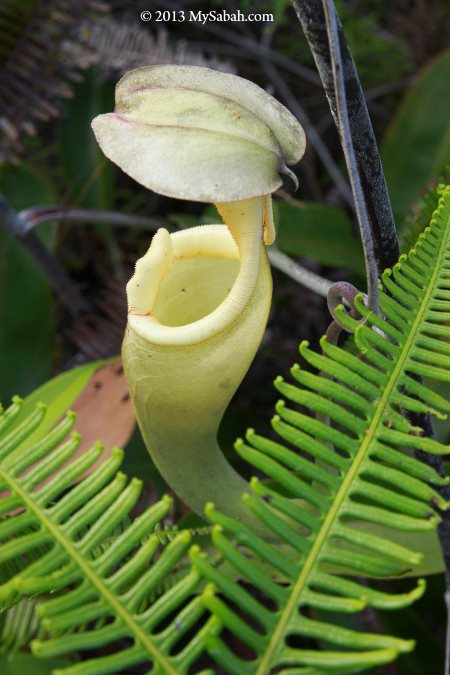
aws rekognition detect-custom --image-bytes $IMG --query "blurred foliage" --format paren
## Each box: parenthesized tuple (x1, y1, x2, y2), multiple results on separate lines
(4, 359, 108, 453)
(275, 0, 412, 87)
(382, 49, 450, 226)
(274, 199, 364, 273)
(0, 165, 56, 403)
(0, 1, 450, 673)
(59, 75, 114, 210)
(0, 653, 71, 674)
(335, 0, 412, 84)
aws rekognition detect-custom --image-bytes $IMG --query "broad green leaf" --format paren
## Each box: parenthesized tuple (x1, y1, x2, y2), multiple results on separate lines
(329, 524, 444, 577)
(59, 74, 123, 268)
(169, 200, 365, 276)
(0, 652, 71, 675)
(0, 164, 56, 403)
(5, 359, 109, 452)
(274, 200, 364, 273)
(382, 49, 450, 225)
(59, 73, 114, 210)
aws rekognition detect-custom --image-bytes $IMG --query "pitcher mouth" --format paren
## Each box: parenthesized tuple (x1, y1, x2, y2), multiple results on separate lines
(126, 223, 261, 346)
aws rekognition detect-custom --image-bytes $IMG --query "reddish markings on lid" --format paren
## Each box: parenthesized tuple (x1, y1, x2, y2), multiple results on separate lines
(113, 113, 131, 124)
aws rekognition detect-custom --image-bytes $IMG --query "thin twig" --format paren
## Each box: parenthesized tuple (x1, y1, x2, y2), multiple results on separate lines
(18, 206, 169, 234)
(364, 75, 415, 102)
(162, 0, 323, 87)
(163, 0, 322, 87)
(194, 39, 323, 86)
(0, 196, 89, 316)
(268, 248, 332, 297)
(21, 205, 334, 298)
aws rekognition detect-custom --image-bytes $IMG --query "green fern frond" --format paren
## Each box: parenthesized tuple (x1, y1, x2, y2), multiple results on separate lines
(1, 189, 450, 674)
(0, 399, 219, 674)
(189, 187, 450, 674)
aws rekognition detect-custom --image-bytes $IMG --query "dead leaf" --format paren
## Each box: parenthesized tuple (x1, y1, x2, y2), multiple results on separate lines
(0, 361, 136, 515)
(70, 360, 136, 478)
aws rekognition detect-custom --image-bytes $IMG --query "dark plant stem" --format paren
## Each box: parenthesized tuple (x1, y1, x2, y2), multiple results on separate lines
(0, 195, 89, 316)
(292, 1, 450, 670)
(291, 0, 399, 274)
(322, 0, 379, 313)
(18, 206, 168, 233)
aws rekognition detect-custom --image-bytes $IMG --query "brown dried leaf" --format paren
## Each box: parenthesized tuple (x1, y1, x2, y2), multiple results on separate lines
(70, 360, 135, 477)
(0, 361, 135, 514)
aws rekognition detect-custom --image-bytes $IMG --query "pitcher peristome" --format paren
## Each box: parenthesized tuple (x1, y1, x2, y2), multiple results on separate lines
(92, 65, 305, 525)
